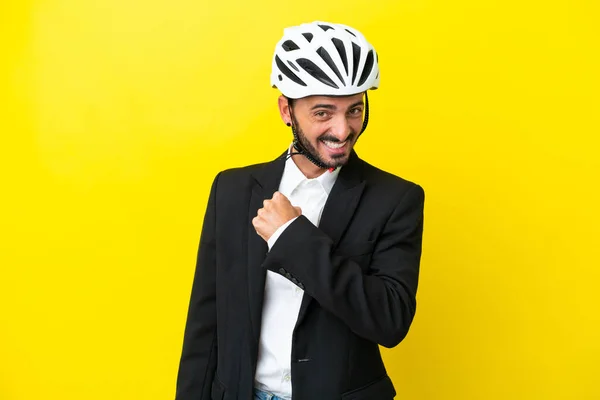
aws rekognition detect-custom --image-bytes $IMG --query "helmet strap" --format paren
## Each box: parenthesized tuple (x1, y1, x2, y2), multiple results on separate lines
(358, 91, 370, 137)
(287, 101, 331, 170)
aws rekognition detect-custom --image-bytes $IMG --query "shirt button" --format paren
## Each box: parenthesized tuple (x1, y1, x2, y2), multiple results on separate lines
(283, 373, 291, 382)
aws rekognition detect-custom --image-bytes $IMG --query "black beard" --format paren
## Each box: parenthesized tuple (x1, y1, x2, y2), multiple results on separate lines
(292, 115, 354, 169)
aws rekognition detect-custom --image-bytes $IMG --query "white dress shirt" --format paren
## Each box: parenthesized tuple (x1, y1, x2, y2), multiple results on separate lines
(254, 147, 340, 399)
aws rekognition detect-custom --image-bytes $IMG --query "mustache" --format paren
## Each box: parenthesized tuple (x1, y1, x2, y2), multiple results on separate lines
(318, 133, 355, 142)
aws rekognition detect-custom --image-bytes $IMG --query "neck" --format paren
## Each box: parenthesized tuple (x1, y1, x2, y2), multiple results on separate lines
(291, 153, 327, 179)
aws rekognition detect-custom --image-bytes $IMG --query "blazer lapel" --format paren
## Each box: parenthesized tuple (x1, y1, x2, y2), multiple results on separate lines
(296, 151, 366, 326)
(247, 154, 286, 348)
(317, 152, 366, 248)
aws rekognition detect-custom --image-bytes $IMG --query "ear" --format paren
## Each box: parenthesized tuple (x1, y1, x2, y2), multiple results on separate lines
(278, 95, 292, 125)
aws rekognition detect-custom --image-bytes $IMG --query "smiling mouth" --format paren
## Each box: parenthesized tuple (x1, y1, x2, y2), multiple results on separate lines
(321, 139, 347, 149)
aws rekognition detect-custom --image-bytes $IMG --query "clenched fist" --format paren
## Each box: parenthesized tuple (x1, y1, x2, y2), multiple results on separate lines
(252, 191, 302, 242)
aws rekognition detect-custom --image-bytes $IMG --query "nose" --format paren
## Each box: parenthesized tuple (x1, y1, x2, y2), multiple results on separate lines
(330, 115, 351, 141)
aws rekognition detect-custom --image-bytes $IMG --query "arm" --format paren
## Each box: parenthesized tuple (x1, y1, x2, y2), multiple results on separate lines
(264, 184, 425, 348)
(176, 173, 220, 400)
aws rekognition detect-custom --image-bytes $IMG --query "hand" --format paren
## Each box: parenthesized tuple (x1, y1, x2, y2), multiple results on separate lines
(252, 192, 302, 242)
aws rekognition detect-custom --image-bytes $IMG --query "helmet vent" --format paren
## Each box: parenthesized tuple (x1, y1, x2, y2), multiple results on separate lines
(287, 61, 299, 72)
(357, 50, 374, 86)
(276, 56, 307, 86)
(351, 42, 361, 84)
(282, 40, 300, 51)
(297, 58, 339, 89)
(302, 32, 314, 42)
(331, 38, 349, 75)
(318, 24, 333, 32)
(345, 29, 356, 37)
(316, 47, 344, 86)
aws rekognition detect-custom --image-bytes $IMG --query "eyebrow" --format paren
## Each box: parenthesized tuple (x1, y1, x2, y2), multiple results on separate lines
(310, 101, 365, 111)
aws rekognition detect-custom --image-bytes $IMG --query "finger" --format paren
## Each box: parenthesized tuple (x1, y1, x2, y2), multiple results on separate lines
(273, 191, 287, 202)
(273, 191, 290, 204)
(294, 206, 302, 214)
(257, 208, 266, 217)
(263, 199, 271, 208)
(252, 217, 264, 232)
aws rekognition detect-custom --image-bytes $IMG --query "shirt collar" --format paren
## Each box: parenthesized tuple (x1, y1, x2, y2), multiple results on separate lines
(279, 145, 341, 196)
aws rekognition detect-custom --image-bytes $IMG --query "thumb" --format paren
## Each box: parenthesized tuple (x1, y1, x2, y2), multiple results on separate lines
(294, 206, 302, 214)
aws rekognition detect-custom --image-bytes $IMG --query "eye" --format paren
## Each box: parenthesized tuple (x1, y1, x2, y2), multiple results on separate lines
(314, 110, 330, 118)
(348, 107, 363, 116)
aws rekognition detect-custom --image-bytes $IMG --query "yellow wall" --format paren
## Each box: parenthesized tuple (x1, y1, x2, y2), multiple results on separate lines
(1, 0, 599, 399)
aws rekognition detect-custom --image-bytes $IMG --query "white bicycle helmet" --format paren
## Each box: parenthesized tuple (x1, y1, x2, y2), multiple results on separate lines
(271, 21, 380, 99)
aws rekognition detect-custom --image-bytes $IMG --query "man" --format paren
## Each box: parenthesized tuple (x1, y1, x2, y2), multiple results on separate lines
(176, 21, 425, 400)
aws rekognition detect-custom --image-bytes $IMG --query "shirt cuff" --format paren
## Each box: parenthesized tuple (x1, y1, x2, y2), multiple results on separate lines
(267, 217, 298, 251)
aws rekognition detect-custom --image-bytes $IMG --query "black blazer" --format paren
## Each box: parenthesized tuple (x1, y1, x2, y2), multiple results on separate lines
(176, 151, 425, 400)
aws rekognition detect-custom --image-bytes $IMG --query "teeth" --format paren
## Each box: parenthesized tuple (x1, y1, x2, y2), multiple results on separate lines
(322, 140, 346, 149)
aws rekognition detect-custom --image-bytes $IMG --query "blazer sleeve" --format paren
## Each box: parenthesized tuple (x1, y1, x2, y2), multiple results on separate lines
(176, 173, 220, 400)
(263, 183, 425, 348)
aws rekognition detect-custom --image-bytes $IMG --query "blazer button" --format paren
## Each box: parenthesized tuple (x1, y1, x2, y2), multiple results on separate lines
(279, 268, 286, 274)
(291, 278, 298, 284)
(298, 283, 305, 290)
(285, 272, 292, 279)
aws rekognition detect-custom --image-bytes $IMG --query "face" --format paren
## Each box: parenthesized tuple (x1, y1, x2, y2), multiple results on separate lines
(280, 93, 365, 169)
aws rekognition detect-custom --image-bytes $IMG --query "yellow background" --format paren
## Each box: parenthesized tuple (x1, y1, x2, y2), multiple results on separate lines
(1, 0, 599, 399)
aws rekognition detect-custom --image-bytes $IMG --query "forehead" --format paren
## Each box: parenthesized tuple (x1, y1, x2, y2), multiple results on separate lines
(297, 93, 364, 108)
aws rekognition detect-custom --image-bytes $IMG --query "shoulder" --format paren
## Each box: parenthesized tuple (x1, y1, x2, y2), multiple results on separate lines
(358, 158, 425, 206)
(217, 162, 267, 181)
(210, 158, 279, 192)
(360, 158, 423, 193)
